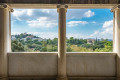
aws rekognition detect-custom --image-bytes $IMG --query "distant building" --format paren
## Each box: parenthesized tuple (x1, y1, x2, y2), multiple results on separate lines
(12, 33, 44, 42)
(43, 38, 47, 41)
(26, 36, 33, 39)
(87, 39, 95, 45)
(11, 35, 16, 40)
(23, 32, 27, 35)
(38, 38, 43, 41)
(32, 38, 38, 41)
(21, 38, 27, 41)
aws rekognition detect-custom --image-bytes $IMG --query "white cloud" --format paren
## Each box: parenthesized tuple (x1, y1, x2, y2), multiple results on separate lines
(27, 9, 33, 16)
(90, 31, 100, 38)
(67, 9, 95, 19)
(12, 9, 26, 20)
(41, 9, 50, 13)
(90, 20, 113, 39)
(12, 9, 95, 21)
(67, 33, 89, 39)
(11, 9, 95, 29)
(103, 20, 113, 28)
(12, 32, 21, 35)
(84, 10, 95, 18)
(67, 20, 113, 39)
(67, 21, 88, 27)
(102, 20, 113, 35)
(12, 9, 58, 28)
(11, 9, 58, 21)
(27, 17, 57, 28)
(91, 21, 96, 23)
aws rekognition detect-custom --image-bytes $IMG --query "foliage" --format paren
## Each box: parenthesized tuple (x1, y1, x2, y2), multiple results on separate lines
(11, 33, 113, 52)
(11, 40, 24, 52)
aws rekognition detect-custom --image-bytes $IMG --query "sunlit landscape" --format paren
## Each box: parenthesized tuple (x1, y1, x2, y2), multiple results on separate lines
(11, 9, 113, 52)
(11, 33, 112, 52)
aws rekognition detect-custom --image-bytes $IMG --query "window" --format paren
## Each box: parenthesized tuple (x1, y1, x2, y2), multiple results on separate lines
(66, 9, 113, 52)
(11, 9, 113, 52)
(11, 9, 58, 52)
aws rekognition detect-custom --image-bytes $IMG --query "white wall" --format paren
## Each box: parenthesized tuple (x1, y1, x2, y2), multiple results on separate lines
(66, 53, 116, 77)
(8, 53, 116, 77)
(8, 53, 58, 77)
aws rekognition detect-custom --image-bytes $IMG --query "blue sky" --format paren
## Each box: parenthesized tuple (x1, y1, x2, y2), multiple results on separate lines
(11, 9, 113, 39)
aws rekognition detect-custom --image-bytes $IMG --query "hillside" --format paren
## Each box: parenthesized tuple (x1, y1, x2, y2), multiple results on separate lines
(11, 33, 113, 52)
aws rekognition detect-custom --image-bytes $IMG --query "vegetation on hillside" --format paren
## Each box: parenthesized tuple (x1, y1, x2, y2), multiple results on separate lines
(11, 33, 113, 52)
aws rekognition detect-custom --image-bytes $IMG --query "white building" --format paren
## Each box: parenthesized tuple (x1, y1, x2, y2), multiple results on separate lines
(11, 35, 16, 40)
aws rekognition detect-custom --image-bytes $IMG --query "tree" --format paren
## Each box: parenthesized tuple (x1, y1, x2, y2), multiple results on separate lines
(12, 33, 113, 52)
(34, 46, 41, 51)
(69, 37, 74, 44)
(67, 46, 72, 52)
(40, 47, 47, 52)
(12, 40, 24, 52)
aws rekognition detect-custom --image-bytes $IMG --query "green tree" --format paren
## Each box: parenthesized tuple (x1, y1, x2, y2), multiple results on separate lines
(12, 40, 24, 52)
(67, 47, 72, 52)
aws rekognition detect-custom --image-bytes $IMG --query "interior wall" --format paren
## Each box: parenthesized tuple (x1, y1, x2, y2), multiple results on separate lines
(66, 53, 117, 77)
(8, 53, 116, 77)
(8, 53, 58, 77)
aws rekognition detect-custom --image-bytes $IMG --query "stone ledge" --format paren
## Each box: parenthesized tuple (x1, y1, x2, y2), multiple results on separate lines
(0, 0, 119, 4)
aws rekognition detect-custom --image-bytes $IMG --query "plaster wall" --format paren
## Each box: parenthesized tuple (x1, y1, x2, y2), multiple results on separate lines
(8, 53, 116, 77)
(8, 53, 58, 77)
(66, 53, 116, 77)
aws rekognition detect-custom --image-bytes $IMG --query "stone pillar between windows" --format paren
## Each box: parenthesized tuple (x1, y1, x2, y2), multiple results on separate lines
(111, 5, 120, 80)
(113, 10, 115, 52)
(57, 4, 68, 80)
(0, 4, 13, 80)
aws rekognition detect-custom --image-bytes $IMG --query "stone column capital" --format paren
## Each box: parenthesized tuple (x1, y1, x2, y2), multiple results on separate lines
(57, 4, 68, 12)
(0, 3, 14, 12)
(111, 4, 120, 12)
